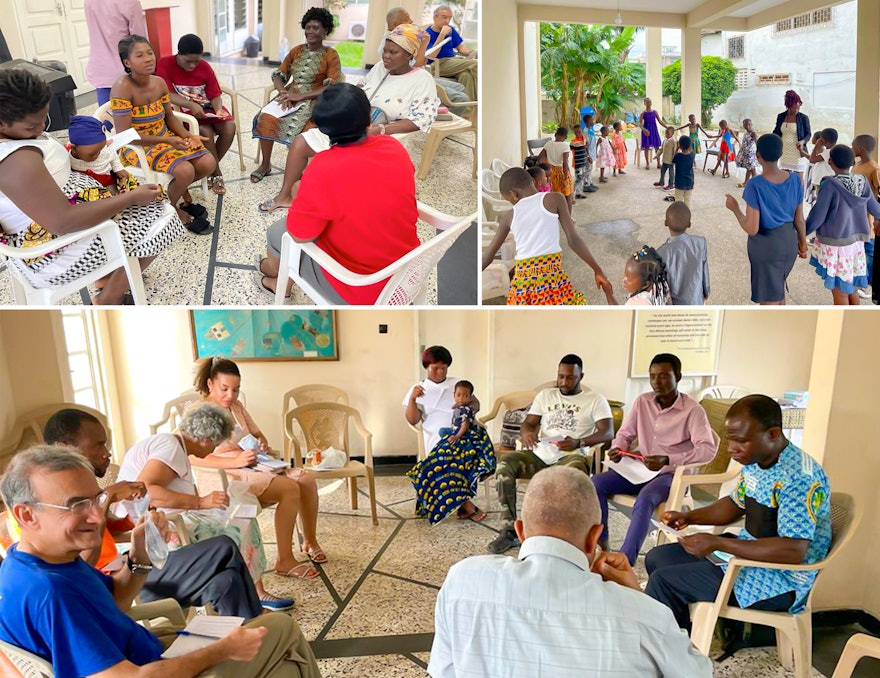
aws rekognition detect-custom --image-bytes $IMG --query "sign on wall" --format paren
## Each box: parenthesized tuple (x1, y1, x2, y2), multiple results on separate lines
(630, 309, 722, 377)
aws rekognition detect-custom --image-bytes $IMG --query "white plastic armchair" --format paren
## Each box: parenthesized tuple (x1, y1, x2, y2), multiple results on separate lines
(417, 84, 477, 180)
(480, 168, 512, 219)
(697, 385, 750, 401)
(94, 103, 209, 195)
(274, 203, 476, 305)
(0, 220, 146, 305)
(491, 158, 512, 177)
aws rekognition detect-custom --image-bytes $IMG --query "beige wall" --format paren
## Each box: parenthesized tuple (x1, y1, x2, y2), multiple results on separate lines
(483, 0, 521, 166)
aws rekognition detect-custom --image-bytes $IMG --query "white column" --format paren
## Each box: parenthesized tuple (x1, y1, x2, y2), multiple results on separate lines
(523, 21, 540, 140)
(854, 0, 880, 142)
(681, 27, 702, 124)
(645, 27, 663, 108)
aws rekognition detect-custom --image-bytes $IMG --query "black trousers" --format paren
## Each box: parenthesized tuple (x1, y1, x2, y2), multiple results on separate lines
(139, 535, 262, 619)
(645, 541, 796, 630)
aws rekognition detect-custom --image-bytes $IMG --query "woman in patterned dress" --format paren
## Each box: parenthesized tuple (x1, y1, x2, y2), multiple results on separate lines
(111, 35, 216, 235)
(0, 68, 183, 303)
(251, 7, 342, 184)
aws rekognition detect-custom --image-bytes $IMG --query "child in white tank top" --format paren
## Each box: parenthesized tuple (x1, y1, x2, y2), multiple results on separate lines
(482, 167, 612, 305)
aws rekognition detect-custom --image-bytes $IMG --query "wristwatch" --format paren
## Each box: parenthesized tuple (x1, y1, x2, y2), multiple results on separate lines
(126, 555, 153, 576)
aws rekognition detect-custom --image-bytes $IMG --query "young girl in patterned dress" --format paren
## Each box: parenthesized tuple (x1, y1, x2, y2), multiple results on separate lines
(596, 126, 616, 183)
(111, 35, 217, 234)
(736, 118, 759, 187)
(481, 168, 612, 305)
(611, 122, 628, 175)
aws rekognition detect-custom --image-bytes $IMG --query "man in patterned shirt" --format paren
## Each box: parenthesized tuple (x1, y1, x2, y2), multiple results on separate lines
(643, 394, 831, 631)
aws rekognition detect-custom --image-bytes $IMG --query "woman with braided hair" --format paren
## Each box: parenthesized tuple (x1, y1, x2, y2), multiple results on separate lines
(604, 245, 671, 305)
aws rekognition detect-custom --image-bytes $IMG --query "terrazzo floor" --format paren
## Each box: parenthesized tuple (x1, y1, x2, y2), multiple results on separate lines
(252, 473, 845, 676)
(483, 151, 875, 306)
(0, 57, 478, 306)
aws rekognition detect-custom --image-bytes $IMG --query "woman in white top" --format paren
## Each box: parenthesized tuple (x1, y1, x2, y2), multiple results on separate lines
(772, 90, 811, 181)
(481, 167, 612, 305)
(117, 402, 294, 610)
(257, 23, 438, 213)
(0, 68, 183, 303)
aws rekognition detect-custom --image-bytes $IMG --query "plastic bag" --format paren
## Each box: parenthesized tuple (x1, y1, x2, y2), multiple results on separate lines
(238, 433, 261, 451)
(225, 480, 261, 526)
(308, 446, 346, 470)
(131, 494, 169, 569)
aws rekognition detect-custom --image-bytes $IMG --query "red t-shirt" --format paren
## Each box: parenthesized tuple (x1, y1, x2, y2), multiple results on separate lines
(286, 135, 420, 304)
(155, 55, 229, 119)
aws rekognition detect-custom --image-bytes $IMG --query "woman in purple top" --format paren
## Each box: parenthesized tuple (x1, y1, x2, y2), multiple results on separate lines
(639, 97, 668, 169)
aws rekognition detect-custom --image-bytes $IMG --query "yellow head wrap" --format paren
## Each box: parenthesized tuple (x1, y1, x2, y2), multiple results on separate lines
(386, 23, 424, 57)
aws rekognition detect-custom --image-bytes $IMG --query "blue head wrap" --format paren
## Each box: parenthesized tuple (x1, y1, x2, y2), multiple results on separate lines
(68, 115, 112, 146)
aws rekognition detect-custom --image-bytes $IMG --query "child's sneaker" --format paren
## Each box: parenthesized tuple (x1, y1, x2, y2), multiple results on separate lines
(653, 181, 664, 186)
(585, 185, 598, 193)
(664, 185, 674, 191)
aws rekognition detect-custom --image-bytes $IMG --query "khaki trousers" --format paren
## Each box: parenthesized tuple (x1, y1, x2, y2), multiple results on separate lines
(436, 57, 478, 101)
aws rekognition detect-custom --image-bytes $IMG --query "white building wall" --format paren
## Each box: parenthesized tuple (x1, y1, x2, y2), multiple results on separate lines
(712, 1, 857, 143)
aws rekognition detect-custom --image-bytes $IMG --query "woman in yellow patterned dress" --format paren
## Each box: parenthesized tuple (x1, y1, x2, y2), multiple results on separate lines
(111, 35, 217, 234)
(250, 7, 342, 183)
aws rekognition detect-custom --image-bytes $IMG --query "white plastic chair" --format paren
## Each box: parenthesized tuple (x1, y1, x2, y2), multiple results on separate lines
(491, 158, 512, 177)
(274, 204, 476, 306)
(94, 102, 209, 196)
(415, 85, 477, 181)
(831, 633, 880, 678)
(0, 640, 54, 677)
(0, 220, 146, 305)
(480, 169, 512, 219)
(697, 385, 750, 401)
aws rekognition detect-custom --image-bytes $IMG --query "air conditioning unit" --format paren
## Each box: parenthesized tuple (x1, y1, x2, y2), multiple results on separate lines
(348, 21, 366, 40)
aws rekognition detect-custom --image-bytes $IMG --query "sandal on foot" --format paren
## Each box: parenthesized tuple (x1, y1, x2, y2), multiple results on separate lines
(736, 182, 746, 188)
(259, 593, 294, 611)
(250, 168, 272, 183)
(708, 168, 717, 176)
(258, 198, 289, 213)
(184, 216, 212, 235)
(252, 270, 290, 299)
(307, 548, 328, 564)
(457, 505, 487, 522)
(275, 563, 319, 579)
(210, 176, 226, 195)
(180, 202, 208, 218)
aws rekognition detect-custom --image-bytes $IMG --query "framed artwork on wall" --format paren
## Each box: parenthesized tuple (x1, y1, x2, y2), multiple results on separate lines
(190, 310, 338, 361)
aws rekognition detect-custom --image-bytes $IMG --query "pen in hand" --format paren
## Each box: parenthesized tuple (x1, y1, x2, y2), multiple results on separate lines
(175, 630, 223, 640)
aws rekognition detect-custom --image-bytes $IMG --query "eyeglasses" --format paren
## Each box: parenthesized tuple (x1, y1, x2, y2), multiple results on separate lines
(33, 491, 109, 516)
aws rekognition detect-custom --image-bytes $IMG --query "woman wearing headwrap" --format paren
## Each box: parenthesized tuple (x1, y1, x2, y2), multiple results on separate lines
(256, 83, 420, 304)
(256, 23, 439, 214)
(772, 90, 812, 180)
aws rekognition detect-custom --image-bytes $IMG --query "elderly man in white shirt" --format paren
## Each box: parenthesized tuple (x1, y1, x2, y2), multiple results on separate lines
(429, 466, 712, 678)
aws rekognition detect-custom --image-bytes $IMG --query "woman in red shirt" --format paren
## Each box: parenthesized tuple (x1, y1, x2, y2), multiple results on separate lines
(155, 34, 236, 195)
(256, 83, 420, 304)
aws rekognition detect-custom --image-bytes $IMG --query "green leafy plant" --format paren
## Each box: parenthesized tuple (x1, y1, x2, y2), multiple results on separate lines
(662, 56, 738, 127)
(540, 23, 645, 128)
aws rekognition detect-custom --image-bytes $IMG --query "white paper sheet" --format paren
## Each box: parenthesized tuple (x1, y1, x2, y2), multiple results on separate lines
(602, 455, 662, 485)
(650, 518, 690, 541)
(161, 615, 244, 658)
(260, 99, 304, 118)
(108, 127, 140, 151)
(415, 379, 447, 412)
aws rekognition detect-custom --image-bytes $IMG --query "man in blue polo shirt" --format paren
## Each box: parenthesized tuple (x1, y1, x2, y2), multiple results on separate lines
(0, 446, 320, 678)
(425, 5, 478, 101)
(644, 394, 831, 631)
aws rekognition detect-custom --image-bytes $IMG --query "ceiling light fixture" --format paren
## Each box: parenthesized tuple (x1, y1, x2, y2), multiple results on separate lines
(615, 0, 623, 25)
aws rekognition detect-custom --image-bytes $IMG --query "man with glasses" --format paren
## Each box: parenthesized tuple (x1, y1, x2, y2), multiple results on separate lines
(425, 4, 478, 101)
(0, 446, 321, 678)
(41, 408, 265, 618)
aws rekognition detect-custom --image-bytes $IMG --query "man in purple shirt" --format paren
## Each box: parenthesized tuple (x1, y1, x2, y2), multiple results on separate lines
(85, 0, 148, 105)
(592, 353, 716, 564)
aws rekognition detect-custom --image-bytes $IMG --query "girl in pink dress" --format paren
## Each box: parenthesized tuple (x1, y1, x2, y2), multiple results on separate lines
(596, 126, 616, 182)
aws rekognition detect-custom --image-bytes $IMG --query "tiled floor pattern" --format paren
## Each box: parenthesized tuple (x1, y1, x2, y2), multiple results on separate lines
(483, 155, 875, 306)
(0, 58, 478, 305)
(257, 474, 834, 676)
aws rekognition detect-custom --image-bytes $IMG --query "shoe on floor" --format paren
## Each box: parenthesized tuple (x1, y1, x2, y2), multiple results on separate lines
(585, 185, 598, 193)
(487, 529, 521, 554)
(260, 593, 294, 611)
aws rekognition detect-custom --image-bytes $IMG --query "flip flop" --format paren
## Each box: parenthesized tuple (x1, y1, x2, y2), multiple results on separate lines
(210, 176, 226, 195)
(274, 563, 319, 579)
(184, 216, 213, 235)
(180, 203, 208, 218)
(250, 169, 272, 183)
(307, 548, 328, 564)
(258, 198, 289, 213)
(252, 270, 290, 299)
(457, 505, 487, 522)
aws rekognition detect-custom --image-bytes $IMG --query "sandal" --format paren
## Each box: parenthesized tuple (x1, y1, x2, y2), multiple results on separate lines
(252, 270, 290, 299)
(274, 563, 319, 579)
(708, 168, 717, 176)
(210, 176, 226, 195)
(307, 548, 328, 564)
(457, 505, 487, 522)
(180, 202, 208, 218)
(250, 168, 272, 183)
(258, 198, 289, 213)
(736, 182, 746, 188)
(184, 216, 212, 235)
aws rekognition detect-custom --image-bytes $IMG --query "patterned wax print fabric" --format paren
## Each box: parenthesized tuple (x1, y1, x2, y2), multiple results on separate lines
(407, 424, 496, 524)
(112, 93, 209, 173)
(728, 441, 831, 612)
(507, 252, 587, 306)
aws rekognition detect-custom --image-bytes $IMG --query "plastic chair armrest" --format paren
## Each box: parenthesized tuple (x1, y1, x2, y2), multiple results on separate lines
(0, 220, 117, 259)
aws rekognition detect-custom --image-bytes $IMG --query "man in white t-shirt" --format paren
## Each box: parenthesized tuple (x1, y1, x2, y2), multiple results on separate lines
(488, 354, 613, 554)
